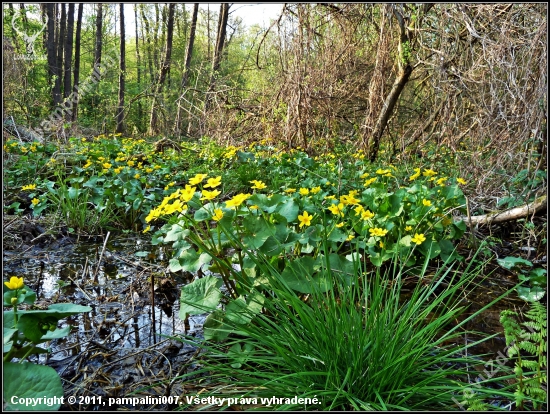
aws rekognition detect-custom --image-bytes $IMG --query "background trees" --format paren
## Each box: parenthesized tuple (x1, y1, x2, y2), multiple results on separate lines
(2, 3, 546, 186)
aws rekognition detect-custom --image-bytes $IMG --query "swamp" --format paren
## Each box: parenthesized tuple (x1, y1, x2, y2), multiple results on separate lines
(2, 3, 547, 411)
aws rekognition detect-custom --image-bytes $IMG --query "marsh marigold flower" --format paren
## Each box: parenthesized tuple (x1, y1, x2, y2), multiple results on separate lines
(22, 184, 37, 191)
(422, 199, 432, 207)
(328, 203, 345, 217)
(212, 208, 224, 221)
(189, 174, 208, 185)
(201, 189, 221, 201)
(5, 276, 24, 290)
(411, 233, 426, 245)
(369, 228, 388, 237)
(250, 180, 267, 190)
(298, 211, 313, 228)
(204, 176, 222, 188)
(457, 178, 467, 185)
(225, 193, 251, 208)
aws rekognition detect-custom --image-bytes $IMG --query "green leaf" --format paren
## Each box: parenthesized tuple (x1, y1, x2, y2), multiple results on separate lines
(276, 199, 299, 222)
(194, 206, 211, 222)
(67, 187, 80, 199)
(225, 293, 264, 325)
(418, 240, 441, 260)
(3, 362, 64, 410)
(280, 257, 330, 293)
(203, 310, 231, 342)
(164, 225, 189, 243)
(325, 253, 355, 286)
(258, 236, 283, 256)
(497, 256, 533, 271)
(172, 250, 212, 273)
(179, 276, 223, 319)
(517, 286, 546, 302)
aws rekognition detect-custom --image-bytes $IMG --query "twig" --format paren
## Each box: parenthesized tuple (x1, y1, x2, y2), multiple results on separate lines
(93, 231, 110, 282)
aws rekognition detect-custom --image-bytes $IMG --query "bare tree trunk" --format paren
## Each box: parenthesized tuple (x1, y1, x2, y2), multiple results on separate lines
(63, 3, 74, 121)
(174, 3, 199, 135)
(54, 3, 66, 106)
(45, 4, 57, 107)
(205, 3, 230, 112)
(140, 4, 155, 83)
(94, 4, 103, 66)
(72, 3, 83, 122)
(116, 3, 125, 134)
(134, 5, 143, 131)
(149, 3, 175, 135)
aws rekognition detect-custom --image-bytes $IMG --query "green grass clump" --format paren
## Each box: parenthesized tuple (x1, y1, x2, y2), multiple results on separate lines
(172, 249, 514, 411)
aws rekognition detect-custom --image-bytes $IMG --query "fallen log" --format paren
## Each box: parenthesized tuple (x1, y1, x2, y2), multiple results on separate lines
(461, 195, 547, 225)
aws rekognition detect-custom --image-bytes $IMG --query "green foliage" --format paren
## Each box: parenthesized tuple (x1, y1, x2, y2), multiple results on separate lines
(500, 302, 547, 410)
(3, 277, 91, 410)
(497, 256, 547, 302)
(169, 248, 513, 410)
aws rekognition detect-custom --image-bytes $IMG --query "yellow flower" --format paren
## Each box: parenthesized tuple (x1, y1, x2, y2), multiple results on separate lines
(225, 193, 251, 208)
(212, 208, 224, 221)
(31, 198, 40, 206)
(134, 174, 140, 179)
(347, 233, 355, 241)
(201, 189, 221, 200)
(422, 199, 432, 207)
(411, 233, 426, 245)
(250, 180, 267, 190)
(285, 188, 296, 193)
(103, 163, 112, 169)
(436, 177, 448, 186)
(379, 241, 384, 248)
(336, 222, 345, 228)
(423, 169, 437, 177)
(369, 228, 388, 237)
(204, 176, 222, 188)
(146, 168, 153, 173)
(189, 173, 208, 185)
(142, 225, 151, 234)
(299, 188, 310, 196)
(310, 186, 321, 194)
(180, 185, 197, 202)
(298, 211, 313, 228)
(360, 209, 375, 221)
(127, 160, 135, 167)
(340, 194, 360, 206)
(328, 203, 345, 217)
(4, 276, 24, 290)
(145, 208, 162, 223)
(405, 225, 413, 232)
(364, 177, 377, 187)
(457, 178, 467, 185)
(114, 167, 123, 174)
(409, 168, 421, 181)
(376, 168, 392, 175)
(22, 184, 37, 191)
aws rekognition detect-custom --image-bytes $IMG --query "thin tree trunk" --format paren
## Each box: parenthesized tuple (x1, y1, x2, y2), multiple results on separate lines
(140, 5, 155, 83)
(45, 4, 57, 106)
(134, 5, 143, 130)
(116, 3, 125, 134)
(94, 4, 103, 67)
(205, 3, 229, 112)
(63, 3, 74, 121)
(54, 3, 66, 105)
(149, 3, 175, 135)
(174, 3, 199, 135)
(72, 3, 83, 122)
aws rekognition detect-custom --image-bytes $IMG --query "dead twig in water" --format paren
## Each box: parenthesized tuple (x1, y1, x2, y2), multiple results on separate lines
(93, 231, 110, 282)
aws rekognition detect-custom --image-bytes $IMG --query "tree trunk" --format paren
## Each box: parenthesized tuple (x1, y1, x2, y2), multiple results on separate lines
(63, 3, 74, 120)
(72, 3, 83, 122)
(149, 3, 175, 135)
(54, 3, 66, 106)
(140, 5, 155, 83)
(45, 4, 57, 106)
(94, 4, 103, 66)
(116, 3, 125, 134)
(367, 64, 413, 162)
(134, 5, 143, 131)
(205, 3, 229, 112)
(174, 3, 199, 135)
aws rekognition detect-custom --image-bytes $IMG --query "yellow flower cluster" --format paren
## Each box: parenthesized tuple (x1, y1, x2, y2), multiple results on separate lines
(21, 184, 37, 191)
(145, 185, 196, 222)
(225, 193, 251, 209)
